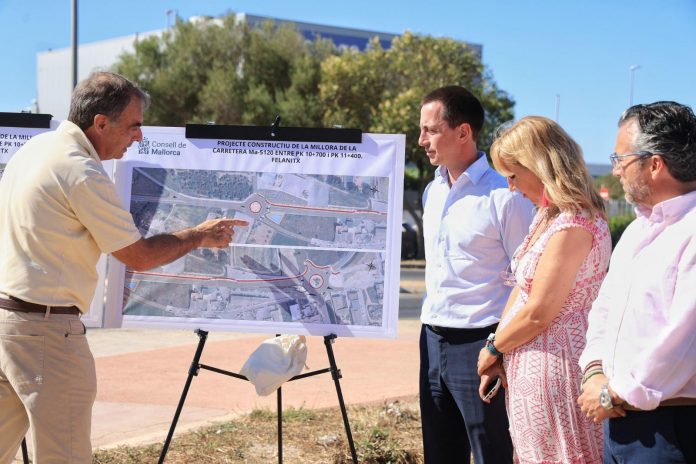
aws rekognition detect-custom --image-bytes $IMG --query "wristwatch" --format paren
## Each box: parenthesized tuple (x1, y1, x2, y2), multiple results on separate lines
(599, 383, 614, 410)
(486, 333, 502, 357)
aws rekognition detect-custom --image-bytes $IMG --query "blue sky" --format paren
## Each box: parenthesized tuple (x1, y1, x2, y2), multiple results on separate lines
(1, 0, 694, 164)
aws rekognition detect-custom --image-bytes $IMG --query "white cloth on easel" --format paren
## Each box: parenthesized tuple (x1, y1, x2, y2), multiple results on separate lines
(240, 335, 308, 396)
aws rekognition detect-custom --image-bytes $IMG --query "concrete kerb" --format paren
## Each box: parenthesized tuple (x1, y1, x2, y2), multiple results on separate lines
(400, 259, 425, 269)
(400, 281, 425, 294)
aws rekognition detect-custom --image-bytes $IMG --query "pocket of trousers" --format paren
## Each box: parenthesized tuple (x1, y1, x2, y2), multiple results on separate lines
(67, 319, 86, 336)
(0, 334, 46, 394)
(65, 320, 91, 360)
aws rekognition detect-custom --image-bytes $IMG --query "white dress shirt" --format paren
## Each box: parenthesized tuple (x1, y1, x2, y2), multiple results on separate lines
(580, 190, 696, 410)
(420, 154, 535, 328)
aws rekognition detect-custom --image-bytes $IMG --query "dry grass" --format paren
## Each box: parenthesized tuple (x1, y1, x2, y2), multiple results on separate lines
(92, 398, 423, 464)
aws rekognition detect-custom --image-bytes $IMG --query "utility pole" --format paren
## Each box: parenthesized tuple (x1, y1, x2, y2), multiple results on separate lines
(629, 65, 641, 107)
(71, 0, 78, 89)
(166, 9, 176, 29)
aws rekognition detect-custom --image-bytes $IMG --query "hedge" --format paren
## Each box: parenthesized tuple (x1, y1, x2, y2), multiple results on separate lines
(608, 214, 635, 249)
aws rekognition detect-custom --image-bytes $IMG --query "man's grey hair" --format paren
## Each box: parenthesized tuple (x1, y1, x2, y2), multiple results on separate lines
(619, 101, 696, 182)
(68, 71, 150, 131)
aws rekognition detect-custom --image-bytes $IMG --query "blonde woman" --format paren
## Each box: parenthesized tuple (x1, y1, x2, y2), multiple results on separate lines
(476, 116, 611, 463)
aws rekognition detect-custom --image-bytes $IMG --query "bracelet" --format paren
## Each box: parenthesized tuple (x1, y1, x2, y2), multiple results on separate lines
(582, 367, 603, 378)
(486, 333, 502, 357)
(582, 361, 602, 374)
(581, 368, 604, 385)
(487, 343, 502, 357)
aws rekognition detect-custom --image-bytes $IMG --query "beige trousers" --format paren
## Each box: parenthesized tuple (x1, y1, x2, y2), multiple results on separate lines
(0, 308, 96, 463)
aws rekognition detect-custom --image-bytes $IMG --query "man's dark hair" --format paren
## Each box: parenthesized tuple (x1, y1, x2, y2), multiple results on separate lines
(421, 85, 485, 138)
(619, 101, 696, 182)
(68, 71, 150, 131)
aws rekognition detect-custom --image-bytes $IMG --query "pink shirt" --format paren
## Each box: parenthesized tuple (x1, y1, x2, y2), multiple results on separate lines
(580, 190, 696, 410)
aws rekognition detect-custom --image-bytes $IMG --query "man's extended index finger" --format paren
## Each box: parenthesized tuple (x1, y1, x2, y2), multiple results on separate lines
(219, 219, 250, 227)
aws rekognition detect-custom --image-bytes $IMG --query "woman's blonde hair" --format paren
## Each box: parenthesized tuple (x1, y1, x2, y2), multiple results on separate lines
(490, 116, 605, 219)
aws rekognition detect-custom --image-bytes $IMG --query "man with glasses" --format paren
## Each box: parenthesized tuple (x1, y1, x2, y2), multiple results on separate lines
(578, 101, 696, 463)
(0, 72, 247, 462)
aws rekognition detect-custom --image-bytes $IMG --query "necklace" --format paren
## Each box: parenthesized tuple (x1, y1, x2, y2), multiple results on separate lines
(517, 208, 556, 259)
(501, 208, 554, 287)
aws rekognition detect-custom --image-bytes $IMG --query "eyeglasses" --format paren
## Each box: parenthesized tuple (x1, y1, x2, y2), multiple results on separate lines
(609, 151, 653, 169)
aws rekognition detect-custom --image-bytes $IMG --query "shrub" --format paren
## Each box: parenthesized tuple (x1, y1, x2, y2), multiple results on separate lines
(608, 214, 635, 248)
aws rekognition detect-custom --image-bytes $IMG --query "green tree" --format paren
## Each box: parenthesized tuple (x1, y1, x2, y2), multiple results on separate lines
(115, 21, 516, 258)
(594, 172, 624, 199)
(320, 32, 514, 256)
(114, 14, 330, 127)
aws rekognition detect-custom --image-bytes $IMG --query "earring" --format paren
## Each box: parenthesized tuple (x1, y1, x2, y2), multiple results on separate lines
(540, 187, 550, 207)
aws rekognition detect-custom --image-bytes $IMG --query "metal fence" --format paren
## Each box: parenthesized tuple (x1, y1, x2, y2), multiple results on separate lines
(606, 198, 635, 218)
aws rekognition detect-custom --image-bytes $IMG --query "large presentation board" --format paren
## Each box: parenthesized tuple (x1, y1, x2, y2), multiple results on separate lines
(106, 126, 405, 338)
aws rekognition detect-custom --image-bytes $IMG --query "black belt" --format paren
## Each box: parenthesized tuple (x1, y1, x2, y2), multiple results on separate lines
(0, 296, 81, 316)
(427, 324, 497, 337)
(623, 398, 696, 412)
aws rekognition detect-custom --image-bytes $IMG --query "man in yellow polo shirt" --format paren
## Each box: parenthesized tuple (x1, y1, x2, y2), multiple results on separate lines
(0, 72, 247, 463)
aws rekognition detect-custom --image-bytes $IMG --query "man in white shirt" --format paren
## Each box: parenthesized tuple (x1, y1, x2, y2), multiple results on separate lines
(418, 86, 534, 463)
(578, 101, 696, 463)
(0, 72, 247, 463)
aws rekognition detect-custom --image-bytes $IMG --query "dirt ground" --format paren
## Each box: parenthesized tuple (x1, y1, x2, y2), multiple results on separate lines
(93, 397, 424, 464)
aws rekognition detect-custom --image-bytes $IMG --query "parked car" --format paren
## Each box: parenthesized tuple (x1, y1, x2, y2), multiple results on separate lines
(401, 223, 419, 260)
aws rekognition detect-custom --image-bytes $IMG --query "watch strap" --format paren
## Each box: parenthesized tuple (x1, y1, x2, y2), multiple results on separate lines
(486, 333, 502, 357)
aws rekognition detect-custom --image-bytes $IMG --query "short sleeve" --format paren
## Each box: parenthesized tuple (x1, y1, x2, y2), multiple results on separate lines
(544, 212, 609, 247)
(68, 172, 142, 253)
(543, 211, 611, 289)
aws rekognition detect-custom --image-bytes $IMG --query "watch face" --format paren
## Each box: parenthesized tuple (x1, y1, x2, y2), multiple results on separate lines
(599, 388, 613, 410)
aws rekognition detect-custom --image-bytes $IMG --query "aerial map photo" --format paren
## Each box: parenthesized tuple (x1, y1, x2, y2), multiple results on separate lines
(123, 168, 390, 328)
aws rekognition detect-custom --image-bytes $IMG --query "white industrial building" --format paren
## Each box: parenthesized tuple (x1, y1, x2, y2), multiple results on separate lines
(37, 13, 482, 120)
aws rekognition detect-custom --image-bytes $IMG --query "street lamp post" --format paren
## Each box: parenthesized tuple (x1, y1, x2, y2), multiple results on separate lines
(71, 0, 78, 89)
(166, 9, 175, 29)
(629, 65, 641, 107)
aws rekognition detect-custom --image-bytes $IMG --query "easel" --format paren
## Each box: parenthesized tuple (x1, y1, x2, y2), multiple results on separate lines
(0, 111, 52, 464)
(158, 330, 358, 464)
(158, 118, 362, 463)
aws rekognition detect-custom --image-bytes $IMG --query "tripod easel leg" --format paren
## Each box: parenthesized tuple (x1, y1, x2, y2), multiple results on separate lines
(158, 329, 209, 464)
(324, 334, 358, 463)
(277, 386, 283, 463)
(21, 437, 29, 464)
